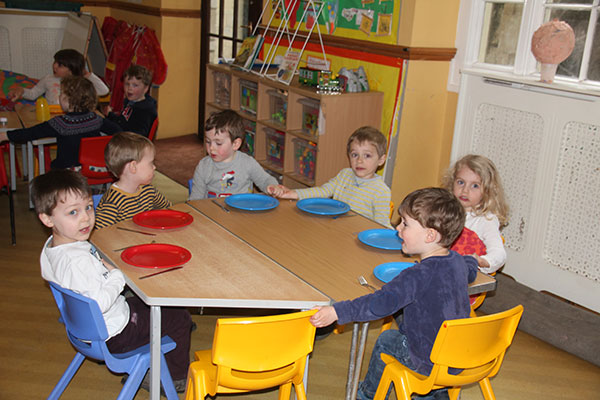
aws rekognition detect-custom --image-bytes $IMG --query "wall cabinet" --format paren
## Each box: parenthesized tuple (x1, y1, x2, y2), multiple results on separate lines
(205, 64, 384, 189)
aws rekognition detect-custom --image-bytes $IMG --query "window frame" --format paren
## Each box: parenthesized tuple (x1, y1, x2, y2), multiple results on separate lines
(449, 0, 600, 92)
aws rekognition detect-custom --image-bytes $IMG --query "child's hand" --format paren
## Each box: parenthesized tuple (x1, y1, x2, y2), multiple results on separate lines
(310, 306, 338, 327)
(102, 259, 116, 271)
(7, 87, 24, 101)
(471, 254, 490, 269)
(268, 184, 298, 199)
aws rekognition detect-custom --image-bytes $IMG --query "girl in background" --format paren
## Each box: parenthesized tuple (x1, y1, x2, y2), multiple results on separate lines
(442, 154, 509, 274)
(8, 49, 109, 105)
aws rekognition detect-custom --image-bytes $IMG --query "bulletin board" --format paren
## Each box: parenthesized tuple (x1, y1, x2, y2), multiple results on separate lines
(268, 0, 400, 45)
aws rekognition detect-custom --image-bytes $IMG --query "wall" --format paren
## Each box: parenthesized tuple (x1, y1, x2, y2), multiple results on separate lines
(81, 0, 200, 139)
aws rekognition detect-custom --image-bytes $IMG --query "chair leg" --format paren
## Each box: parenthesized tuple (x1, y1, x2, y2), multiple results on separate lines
(118, 366, 147, 400)
(479, 378, 497, 400)
(278, 382, 292, 400)
(47, 353, 86, 400)
(292, 382, 307, 400)
(160, 353, 178, 400)
(448, 387, 462, 400)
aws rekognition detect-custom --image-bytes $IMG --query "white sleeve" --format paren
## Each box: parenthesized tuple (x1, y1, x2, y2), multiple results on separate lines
(22, 76, 49, 100)
(86, 72, 110, 96)
(189, 159, 209, 200)
(472, 214, 506, 273)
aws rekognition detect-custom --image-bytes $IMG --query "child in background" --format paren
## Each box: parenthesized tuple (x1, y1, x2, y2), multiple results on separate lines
(32, 169, 191, 392)
(442, 154, 509, 274)
(188, 109, 278, 200)
(270, 126, 392, 228)
(95, 131, 170, 229)
(310, 188, 478, 400)
(8, 48, 109, 105)
(105, 65, 157, 137)
(0, 76, 121, 169)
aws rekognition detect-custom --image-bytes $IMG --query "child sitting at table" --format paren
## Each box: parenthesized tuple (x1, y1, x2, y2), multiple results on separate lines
(7, 48, 109, 105)
(105, 65, 157, 138)
(442, 154, 509, 274)
(32, 169, 191, 392)
(310, 187, 478, 400)
(0, 76, 121, 169)
(188, 109, 278, 200)
(95, 131, 171, 229)
(270, 126, 392, 227)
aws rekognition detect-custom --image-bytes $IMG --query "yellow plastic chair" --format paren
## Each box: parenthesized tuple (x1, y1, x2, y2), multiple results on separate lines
(373, 305, 523, 400)
(185, 309, 317, 400)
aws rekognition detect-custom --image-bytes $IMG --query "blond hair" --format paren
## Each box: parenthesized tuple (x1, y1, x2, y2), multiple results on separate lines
(442, 154, 509, 226)
(105, 132, 154, 178)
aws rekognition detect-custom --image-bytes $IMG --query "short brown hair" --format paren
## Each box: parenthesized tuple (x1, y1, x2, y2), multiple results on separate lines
(346, 126, 387, 157)
(204, 109, 244, 142)
(30, 169, 91, 215)
(124, 64, 153, 87)
(398, 187, 465, 248)
(60, 75, 97, 112)
(105, 131, 154, 178)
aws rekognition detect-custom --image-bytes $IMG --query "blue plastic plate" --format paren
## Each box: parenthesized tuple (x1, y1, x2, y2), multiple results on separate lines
(224, 193, 279, 211)
(358, 229, 404, 250)
(373, 262, 415, 283)
(296, 198, 351, 216)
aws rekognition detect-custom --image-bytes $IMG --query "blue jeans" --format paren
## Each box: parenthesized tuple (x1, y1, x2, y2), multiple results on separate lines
(356, 330, 449, 400)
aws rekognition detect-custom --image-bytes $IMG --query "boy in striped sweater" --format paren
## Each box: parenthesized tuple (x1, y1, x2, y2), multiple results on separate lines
(94, 131, 170, 229)
(270, 126, 392, 227)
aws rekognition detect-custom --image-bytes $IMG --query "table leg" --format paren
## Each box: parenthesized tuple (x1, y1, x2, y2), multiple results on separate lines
(345, 323, 360, 400)
(38, 143, 46, 175)
(9, 142, 16, 191)
(351, 322, 370, 400)
(21, 144, 27, 180)
(150, 305, 162, 400)
(27, 142, 33, 209)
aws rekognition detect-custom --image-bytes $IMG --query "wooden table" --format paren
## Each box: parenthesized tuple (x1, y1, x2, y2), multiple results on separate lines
(90, 202, 330, 400)
(188, 198, 497, 399)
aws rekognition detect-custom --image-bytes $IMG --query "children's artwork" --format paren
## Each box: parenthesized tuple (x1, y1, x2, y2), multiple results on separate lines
(277, 49, 302, 85)
(376, 13, 392, 36)
(233, 35, 264, 70)
(359, 13, 373, 35)
(0, 69, 38, 110)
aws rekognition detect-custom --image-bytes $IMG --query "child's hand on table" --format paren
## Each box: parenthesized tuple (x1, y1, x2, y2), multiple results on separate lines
(267, 184, 298, 199)
(7, 87, 24, 101)
(310, 306, 338, 327)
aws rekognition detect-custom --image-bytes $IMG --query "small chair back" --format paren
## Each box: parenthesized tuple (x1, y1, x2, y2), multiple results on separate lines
(79, 135, 114, 185)
(49, 282, 110, 360)
(374, 305, 524, 400)
(148, 118, 159, 141)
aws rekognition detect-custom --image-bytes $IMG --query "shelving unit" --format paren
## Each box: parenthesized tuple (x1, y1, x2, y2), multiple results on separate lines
(205, 64, 384, 189)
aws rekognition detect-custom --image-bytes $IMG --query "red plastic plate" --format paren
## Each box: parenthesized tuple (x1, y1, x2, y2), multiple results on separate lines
(132, 209, 193, 230)
(121, 243, 192, 268)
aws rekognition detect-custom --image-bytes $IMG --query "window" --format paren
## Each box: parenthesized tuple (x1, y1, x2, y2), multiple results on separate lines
(457, 0, 600, 87)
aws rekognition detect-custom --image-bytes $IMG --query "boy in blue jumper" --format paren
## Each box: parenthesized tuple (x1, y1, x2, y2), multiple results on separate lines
(310, 187, 478, 400)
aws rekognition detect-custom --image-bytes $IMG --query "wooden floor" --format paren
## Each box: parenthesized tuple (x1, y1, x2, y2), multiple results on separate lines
(1, 171, 599, 399)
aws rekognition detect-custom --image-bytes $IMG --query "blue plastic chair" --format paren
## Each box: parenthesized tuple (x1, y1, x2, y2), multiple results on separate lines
(47, 281, 179, 400)
(92, 193, 103, 210)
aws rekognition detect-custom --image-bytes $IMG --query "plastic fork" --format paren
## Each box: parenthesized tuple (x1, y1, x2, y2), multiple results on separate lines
(358, 275, 377, 292)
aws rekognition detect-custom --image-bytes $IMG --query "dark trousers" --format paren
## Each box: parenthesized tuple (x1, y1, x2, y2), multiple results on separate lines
(107, 296, 192, 381)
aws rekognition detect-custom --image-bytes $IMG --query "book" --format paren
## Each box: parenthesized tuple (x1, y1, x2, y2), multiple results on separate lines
(232, 35, 263, 70)
(276, 49, 301, 85)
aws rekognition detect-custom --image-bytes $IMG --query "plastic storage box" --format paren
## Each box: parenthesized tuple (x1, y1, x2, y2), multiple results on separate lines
(264, 127, 285, 169)
(267, 89, 288, 127)
(241, 119, 256, 156)
(293, 138, 317, 181)
(239, 79, 258, 115)
(213, 70, 231, 106)
(298, 98, 320, 137)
